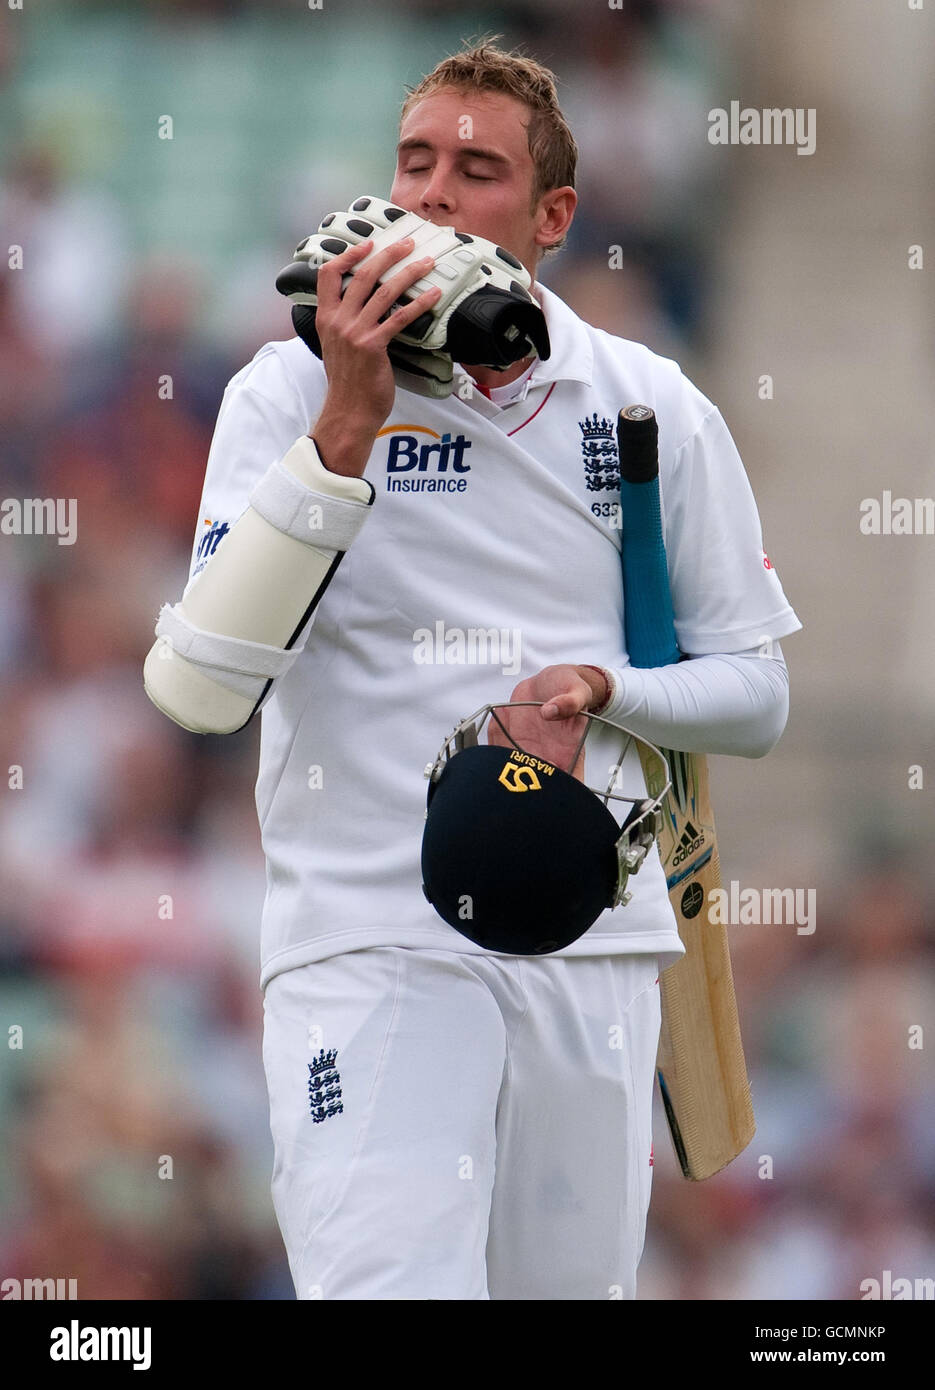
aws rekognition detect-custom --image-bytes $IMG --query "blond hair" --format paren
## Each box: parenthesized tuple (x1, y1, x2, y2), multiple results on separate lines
(400, 38, 577, 255)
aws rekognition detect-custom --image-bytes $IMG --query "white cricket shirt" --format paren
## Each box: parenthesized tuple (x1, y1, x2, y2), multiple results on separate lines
(185, 284, 801, 988)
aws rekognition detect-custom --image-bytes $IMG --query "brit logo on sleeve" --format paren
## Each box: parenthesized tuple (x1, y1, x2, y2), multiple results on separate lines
(308, 1048, 343, 1124)
(193, 517, 230, 575)
(579, 413, 620, 492)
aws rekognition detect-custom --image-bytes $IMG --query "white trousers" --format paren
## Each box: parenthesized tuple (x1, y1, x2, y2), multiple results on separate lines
(262, 947, 661, 1300)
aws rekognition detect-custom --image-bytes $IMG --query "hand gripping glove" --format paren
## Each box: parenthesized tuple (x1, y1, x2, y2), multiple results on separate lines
(275, 195, 551, 399)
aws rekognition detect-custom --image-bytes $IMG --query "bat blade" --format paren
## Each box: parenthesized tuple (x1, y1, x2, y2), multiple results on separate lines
(639, 742, 754, 1179)
(617, 405, 755, 1181)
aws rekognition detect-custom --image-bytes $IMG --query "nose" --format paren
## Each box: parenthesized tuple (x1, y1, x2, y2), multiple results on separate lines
(417, 165, 455, 220)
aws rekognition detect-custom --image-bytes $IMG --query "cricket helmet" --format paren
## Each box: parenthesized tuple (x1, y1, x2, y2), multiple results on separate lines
(420, 702, 670, 955)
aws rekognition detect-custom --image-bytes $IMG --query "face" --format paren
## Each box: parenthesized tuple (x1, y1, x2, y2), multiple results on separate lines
(390, 88, 575, 279)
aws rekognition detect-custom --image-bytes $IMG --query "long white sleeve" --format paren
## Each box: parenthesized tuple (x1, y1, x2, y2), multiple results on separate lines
(599, 643, 789, 758)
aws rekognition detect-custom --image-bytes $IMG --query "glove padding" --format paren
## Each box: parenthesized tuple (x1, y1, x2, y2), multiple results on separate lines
(276, 195, 550, 399)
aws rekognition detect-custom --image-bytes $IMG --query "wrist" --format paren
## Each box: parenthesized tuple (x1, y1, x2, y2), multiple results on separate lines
(310, 409, 380, 478)
(316, 390, 385, 439)
(577, 664, 612, 714)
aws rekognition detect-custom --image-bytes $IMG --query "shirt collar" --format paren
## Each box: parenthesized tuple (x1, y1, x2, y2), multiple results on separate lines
(526, 280, 594, 388)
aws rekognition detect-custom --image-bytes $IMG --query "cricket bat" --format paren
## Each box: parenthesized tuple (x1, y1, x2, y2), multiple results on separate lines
(616, 404, 755, 1181)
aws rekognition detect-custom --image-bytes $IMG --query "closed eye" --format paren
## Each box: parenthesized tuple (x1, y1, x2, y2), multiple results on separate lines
(402, 165, 495, 181)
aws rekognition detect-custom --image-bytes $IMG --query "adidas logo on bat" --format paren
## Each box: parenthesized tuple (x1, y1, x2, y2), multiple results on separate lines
(672, 820, 705, 868)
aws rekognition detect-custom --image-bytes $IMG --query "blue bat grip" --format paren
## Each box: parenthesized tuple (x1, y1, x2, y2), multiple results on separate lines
(618, 470, 680, 670)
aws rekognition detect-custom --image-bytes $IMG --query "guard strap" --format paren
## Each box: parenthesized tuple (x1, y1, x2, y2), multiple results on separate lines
(247, 437, 374, 550)
(153, 601, 301, 700)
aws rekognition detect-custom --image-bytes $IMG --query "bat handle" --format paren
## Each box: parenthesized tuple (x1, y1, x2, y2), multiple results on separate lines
(616, 405, 680, 669)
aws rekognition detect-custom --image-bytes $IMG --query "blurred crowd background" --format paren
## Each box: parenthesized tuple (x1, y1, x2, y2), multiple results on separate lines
(0, 0, 932, 1300)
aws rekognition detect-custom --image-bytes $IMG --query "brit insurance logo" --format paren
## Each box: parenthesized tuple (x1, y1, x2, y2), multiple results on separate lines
(193, 517, 230, 575)
(377, 424, 473, 494)
(579, 413, 620, 493)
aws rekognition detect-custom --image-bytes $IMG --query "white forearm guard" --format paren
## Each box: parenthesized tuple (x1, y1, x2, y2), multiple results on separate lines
(143, 436, 374, 735)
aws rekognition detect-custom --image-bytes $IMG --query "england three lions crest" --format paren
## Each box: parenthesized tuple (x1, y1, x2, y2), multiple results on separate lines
(579, 413, 619, 492)
(308, 1047, 343, 1124)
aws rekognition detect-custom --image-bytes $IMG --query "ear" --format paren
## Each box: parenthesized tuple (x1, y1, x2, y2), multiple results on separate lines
(534, 186, 577, 251)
